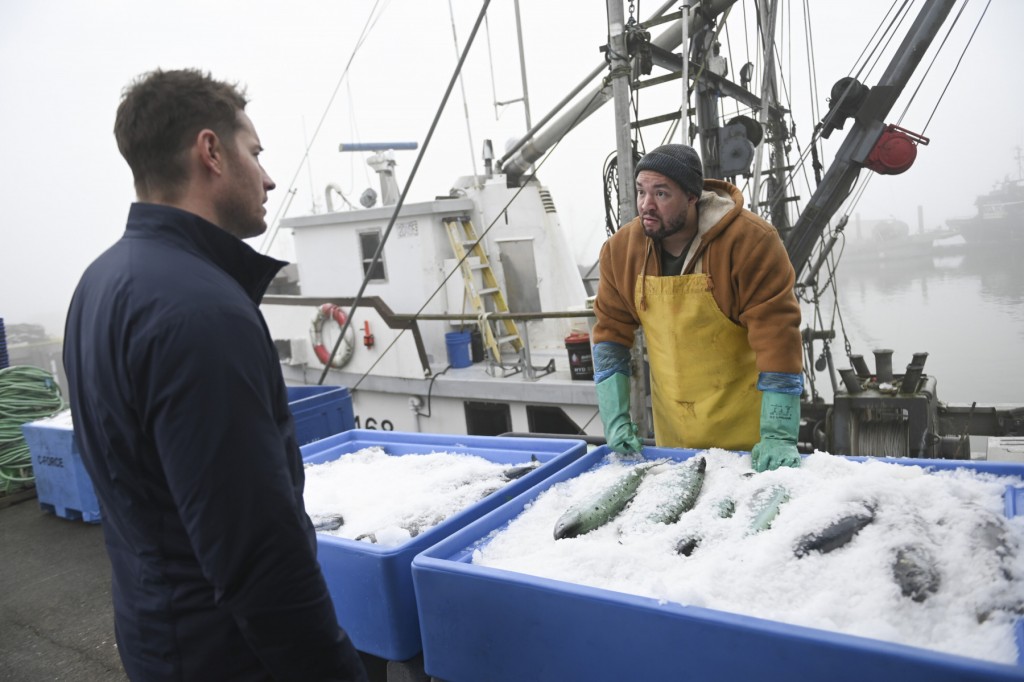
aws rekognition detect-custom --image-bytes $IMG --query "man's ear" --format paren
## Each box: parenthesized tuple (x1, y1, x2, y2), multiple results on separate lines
(195, 129, 224, 176)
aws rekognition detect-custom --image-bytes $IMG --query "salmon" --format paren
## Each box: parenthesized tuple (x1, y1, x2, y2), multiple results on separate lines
(647, 456, 706, 525)
(748, 485, 790, 534)
(794, 506, 875, 557)
(553, 459, 669, 540)
(892, 544, 941, 602)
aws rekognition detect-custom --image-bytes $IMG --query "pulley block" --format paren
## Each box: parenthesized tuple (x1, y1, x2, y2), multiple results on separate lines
(865, 124, 930, 175)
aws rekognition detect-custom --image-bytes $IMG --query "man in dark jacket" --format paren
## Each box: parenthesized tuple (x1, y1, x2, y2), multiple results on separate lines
(63, 68, 367, 681)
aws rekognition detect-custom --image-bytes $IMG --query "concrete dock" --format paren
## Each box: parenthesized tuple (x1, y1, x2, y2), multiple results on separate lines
(0, 491, 417, 682)
(0, 490, 126, 680)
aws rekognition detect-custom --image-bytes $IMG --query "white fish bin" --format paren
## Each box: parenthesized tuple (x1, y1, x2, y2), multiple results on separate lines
(299, 430, 587, 661)
(411, 446, 1024, 682)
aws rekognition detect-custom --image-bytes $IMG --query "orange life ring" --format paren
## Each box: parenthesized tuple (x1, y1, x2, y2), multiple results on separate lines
(310, 303, 354, 368)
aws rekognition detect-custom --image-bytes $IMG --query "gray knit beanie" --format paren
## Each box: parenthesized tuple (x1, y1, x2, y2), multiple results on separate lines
(634, 144, 704, 198)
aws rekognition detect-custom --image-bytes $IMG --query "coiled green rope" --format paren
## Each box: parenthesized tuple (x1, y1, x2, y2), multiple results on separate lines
(0, 366, 66, 493)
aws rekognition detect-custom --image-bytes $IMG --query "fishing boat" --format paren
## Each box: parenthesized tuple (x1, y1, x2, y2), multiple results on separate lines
(259, 0, 1024, 461)
(946, 147, 1024, 248)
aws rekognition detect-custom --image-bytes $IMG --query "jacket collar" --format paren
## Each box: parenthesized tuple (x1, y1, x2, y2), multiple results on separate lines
(125, 203, 287, 303)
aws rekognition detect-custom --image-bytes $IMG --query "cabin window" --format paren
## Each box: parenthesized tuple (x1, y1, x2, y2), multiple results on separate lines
(526, 405, 585, 435)
(359, 229, 386, 281)
(464, 401, 511, 436)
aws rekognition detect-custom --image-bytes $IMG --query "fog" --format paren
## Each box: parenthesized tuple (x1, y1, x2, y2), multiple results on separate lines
(1, 0, 1021, 336)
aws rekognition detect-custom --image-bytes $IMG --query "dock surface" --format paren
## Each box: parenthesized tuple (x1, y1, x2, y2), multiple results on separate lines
(0, 492, 418, 682)
(0, 492, 126, 681)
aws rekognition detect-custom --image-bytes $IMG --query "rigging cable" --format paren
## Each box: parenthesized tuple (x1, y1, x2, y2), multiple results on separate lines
(258, 0, 392, 256)
(760, 0, 909, 235)
(840, 1, 984, 227)
(898, 0, 988, 135)
(349, 83, 610, 390)
(317, 0, 494, 385)
(448, 0, 481, 186)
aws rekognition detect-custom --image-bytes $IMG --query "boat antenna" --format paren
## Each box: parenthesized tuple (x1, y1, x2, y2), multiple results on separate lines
(317, 0, 493, 383)
(514, 0, 534, 131)
(447, 0, 480, 186)
(484, 0, 533, 130)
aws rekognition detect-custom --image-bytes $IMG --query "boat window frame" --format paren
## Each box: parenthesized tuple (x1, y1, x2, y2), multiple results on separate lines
(358, 227, 387, 282)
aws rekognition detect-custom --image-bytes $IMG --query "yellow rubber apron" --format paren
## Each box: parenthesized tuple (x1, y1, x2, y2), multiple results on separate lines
(635, 273, 760, 450)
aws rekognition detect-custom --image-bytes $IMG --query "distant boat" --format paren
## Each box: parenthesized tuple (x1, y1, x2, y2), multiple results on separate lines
(840, 218, 961, 264)
(946, 149, 1024, 247)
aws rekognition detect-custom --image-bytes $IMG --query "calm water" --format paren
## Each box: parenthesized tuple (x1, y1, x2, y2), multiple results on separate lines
(804, 248, 1024, 405)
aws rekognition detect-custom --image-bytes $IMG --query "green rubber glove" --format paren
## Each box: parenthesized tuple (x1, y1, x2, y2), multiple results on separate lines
(751, 390, 801, 472)
(595, 373, 643, 455)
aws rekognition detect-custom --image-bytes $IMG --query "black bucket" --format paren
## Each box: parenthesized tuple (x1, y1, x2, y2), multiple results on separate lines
(564, 332, 594, 381)
(470, 329, 484, 363)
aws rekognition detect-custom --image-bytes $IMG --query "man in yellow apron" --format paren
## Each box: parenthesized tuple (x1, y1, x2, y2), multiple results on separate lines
(592, 144, 803, 472)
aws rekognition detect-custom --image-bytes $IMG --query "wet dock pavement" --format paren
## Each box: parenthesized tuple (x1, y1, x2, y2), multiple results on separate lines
(0, 491, 416, 682)
(0, 491, 126, 681)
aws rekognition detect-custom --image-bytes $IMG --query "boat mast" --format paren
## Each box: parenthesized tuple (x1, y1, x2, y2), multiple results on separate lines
(607, 0, 638, 224)
(747, 0, 790, 234)
(784, 0, 956, 281)
(513, 0, 533, 132)
(498, 0, 737, 182)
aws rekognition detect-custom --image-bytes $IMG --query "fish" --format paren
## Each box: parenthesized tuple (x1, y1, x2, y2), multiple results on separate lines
(402, 513, 447, 538)
(716, 498, 736, 518)
(553, 458, 669, 540)
(647, 456, 706, 525)
(892, 544, 941, 602)
(312, 514, 345, 532)
(354, 532, 378, 544)
(675, 535, 701, 556)
(793, 506, 875, 558)
(747, 485, 790, 534)
(502, 455, 541, 481)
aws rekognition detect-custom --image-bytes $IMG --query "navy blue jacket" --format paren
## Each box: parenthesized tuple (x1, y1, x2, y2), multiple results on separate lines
(63, 203, 366, 681)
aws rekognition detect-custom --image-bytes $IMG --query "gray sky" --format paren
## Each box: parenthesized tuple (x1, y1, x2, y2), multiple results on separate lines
(2, 0, 1020, 335)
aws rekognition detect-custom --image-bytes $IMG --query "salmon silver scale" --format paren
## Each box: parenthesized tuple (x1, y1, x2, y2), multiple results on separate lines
(553, 459, 669, 540)
(747, 485, 790, 534)
(647, 456, 706, 525)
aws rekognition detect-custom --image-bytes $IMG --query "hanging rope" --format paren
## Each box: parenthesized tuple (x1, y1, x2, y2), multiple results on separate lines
(258, 0, 392, 255)
(0, 366, 65, 493)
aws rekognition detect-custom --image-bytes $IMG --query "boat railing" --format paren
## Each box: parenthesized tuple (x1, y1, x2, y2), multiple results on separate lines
(262, 295, 595, 381)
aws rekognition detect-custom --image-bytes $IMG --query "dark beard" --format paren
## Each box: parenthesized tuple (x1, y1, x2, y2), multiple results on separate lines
(643, 213, 687, 241)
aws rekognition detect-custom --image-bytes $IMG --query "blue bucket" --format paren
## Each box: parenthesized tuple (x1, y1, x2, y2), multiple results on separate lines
(445, 331, 472, 368)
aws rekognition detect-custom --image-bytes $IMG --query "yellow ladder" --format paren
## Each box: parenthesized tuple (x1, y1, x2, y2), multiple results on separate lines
(443, 216, 523, 364)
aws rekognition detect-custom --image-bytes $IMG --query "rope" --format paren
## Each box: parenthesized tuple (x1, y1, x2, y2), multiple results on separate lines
(258, 0, 392, 255)
(904, 0, 989, 136)
(318, 0, 495, 386)
(0, 366, 65, 493)
(346, 59, 608, 389)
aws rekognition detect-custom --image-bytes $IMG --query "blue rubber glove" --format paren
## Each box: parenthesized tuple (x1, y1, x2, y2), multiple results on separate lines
(751, 389, 802, 473)
(595, 372, 643, 455)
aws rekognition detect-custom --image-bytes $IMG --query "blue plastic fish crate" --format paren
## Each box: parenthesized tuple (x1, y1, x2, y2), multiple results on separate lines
(286, 385, 354, 445)
(299, 429, 587, 662)
(19, 387, 353, 523)
(20, 420, 100, 523)
(411, 447, 1024, 682)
